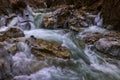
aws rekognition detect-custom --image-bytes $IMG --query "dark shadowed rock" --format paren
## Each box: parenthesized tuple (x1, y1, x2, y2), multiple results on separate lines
(102, 0, 120, 31)
(0, 0, 11, 15)
(10, 0, 27, 14)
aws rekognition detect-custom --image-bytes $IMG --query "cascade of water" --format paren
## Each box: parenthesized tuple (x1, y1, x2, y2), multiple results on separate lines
(0, 5, 120, 80)
(94, 12, 103, 27)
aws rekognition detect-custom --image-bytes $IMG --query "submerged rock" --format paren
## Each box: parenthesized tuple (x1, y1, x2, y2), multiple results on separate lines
(6, 45, 18, 55)
(26, 36, 71, 59)
(0, 42, 13, 80)
(95, 37, 120, 57)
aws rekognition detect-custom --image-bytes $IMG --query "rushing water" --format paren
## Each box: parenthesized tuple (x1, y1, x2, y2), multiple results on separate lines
(0, 6, 120, 80)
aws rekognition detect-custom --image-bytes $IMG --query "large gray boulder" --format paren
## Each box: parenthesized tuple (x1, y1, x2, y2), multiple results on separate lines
(95, 37, 120, 57)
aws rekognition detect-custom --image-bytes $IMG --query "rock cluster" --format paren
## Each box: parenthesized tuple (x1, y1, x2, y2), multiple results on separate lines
(81, 30, 120, 58)
(0, 27, 71, 80)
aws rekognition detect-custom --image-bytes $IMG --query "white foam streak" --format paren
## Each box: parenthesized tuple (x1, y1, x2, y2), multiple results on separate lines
(85, 46, 120, 75)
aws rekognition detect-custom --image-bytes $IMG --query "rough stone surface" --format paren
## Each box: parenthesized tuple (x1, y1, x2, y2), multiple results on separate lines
(4, 28, 25, 38)
(95, 37, 120, 57)
(26, 36, 71, 59)
(0, 28, 25, 42)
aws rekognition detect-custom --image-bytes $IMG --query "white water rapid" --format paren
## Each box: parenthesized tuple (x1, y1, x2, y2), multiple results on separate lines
(0, 6, 120, 80)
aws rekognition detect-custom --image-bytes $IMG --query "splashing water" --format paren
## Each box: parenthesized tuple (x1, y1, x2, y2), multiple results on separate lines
(0, 6, 120, 80)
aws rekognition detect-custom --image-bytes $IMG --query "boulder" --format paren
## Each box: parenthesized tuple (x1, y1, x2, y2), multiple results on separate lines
(0, 28, 24, 42)
(82, 32, 103, 44)
(26, 36, 71, 59)
(95, 37, 120, 57)
(4, 28, 25, 38)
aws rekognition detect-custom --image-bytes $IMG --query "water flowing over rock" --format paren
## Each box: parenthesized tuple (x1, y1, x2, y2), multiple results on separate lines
(41, 5, 98, 31)
(0, 0, 120, 80)
(0, 43, 13, 80)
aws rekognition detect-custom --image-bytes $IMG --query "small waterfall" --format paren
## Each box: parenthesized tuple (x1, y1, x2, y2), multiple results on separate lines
(94, 12, 103, 27)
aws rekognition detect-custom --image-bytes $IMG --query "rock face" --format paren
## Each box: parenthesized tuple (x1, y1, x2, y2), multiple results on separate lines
(26, 0, 99, 8)
(26, 36, 71, 59)
(95, 38, 120, 57)
(0, 0, 27, 15)
(82, 32, 103, 44)
(0, 0, 11, 15)
(26, 0, 46, 8)
(102, 0, 120, 30)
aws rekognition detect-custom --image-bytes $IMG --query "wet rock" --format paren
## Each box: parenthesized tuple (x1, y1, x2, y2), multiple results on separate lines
(0, 42, 13, 80)
(6, 45, 18, 55)
(42, 5, 95, 31)
(43, 13, 57, 29)
(5, 27, 24, 38)
(0, 28, 24, 42)
(82, 32, 103, 44)
(95, 37, 120, 57)
(26, 36, 71, 59)
(0, 32, 6, 42)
